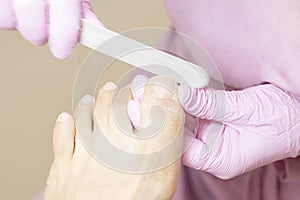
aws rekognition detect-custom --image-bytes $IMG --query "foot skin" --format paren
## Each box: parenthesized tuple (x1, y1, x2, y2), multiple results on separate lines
(44, 78, 184, 200)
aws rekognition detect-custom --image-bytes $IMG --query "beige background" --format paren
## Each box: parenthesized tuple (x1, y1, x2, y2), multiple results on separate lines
(0, 1, 170, 199)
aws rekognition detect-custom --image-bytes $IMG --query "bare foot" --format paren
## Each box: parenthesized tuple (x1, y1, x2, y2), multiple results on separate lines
(44, 77, 184, 200)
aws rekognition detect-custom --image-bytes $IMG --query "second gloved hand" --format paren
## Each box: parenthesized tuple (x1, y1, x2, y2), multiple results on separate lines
(128, 75, 300, 179)
(178, 83, 300, 179)
(0, 0, 103, 59)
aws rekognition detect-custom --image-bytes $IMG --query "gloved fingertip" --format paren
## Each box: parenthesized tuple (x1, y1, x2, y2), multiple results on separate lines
(13, 0, 48, 47)
(29, 37, 48, 46)
(48, 28, 79, 59)
(48, 0, 81, 59)
(127, 100, 141, 129)
(50, 46, 73, 59)
(51, 52, 69, 60)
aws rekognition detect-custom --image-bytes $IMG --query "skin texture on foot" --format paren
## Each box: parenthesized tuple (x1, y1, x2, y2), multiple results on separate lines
(44, 77, 184, 200)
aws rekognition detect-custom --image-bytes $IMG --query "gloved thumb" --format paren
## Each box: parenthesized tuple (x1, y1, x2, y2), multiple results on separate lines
(178, 84, 227, 121)
(178, 84, 265, 125)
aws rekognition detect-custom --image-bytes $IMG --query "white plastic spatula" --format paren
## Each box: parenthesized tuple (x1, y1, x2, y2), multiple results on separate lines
(79, 19, 209, 88)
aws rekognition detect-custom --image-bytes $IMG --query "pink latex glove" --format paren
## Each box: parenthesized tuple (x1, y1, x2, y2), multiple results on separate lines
(0, 0, 102, 59)
(128, 76, 300, 179)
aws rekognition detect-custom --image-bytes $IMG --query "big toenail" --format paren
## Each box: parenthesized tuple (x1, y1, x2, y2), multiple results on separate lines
(81, 95, 95, 104)
(103, 82, 116, 91)
(57, 112, 70, 122)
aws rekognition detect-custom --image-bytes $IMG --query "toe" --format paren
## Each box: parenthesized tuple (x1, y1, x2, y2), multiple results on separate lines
(73, 95, 95, 159)
(112, 86, 133, 133)
(95, 82, 117, 128)
(144, 76, 177, 99)
(53, 112, 75, 161)
(139, 77, 184, 143)
(74, 95, 95, 132)
(140, 76, 179, 127)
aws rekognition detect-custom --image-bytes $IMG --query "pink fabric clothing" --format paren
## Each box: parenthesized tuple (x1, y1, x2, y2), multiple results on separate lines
(163, 0, 300, 199)
(174, 163, 300, 200)
(165, 0, 300, 96)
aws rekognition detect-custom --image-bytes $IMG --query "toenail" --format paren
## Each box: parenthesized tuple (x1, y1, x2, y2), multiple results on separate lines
(57, 112, 70, 122)
(103, 82, 116, 91)
(81, 95, 95, 104)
